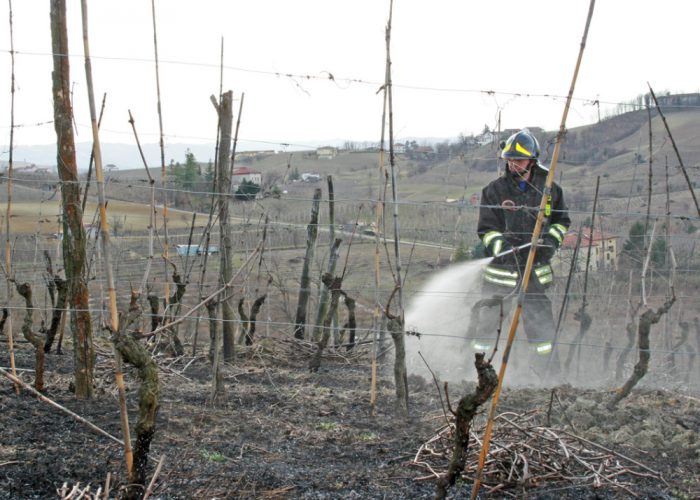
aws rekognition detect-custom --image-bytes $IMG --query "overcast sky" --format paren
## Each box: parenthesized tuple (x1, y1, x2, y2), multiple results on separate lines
(1, 0, 699, 157)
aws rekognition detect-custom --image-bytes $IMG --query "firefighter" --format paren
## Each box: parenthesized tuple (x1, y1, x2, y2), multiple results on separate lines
(474, 129, 570, 380)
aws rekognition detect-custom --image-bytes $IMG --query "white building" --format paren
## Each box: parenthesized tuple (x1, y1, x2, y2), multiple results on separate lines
(232, 167, 262, 190)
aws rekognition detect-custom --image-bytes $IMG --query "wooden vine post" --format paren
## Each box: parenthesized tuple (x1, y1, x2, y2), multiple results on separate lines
(214, 90, 236, 361)
(50, 0, 95, 399)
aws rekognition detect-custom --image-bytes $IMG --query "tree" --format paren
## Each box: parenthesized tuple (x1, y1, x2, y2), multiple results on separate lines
(204, 160, 214, 183)
(234, 179, 261, 201)
(622, 221, 645, 264)
(169, 149, 199, 190)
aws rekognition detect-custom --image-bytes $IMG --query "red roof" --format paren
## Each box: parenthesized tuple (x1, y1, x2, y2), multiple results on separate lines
(232, 167, 260, 176)
(561, 228, 616, 249)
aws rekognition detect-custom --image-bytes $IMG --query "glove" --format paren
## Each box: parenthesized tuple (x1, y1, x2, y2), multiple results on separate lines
(536, 235, 557, 264)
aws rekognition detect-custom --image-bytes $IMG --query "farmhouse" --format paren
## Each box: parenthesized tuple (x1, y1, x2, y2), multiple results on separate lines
(555, 227, 618, 272)
(316, 146, 338, 159)
(232, 166, 262, 191)
(408, 145, 435, 160)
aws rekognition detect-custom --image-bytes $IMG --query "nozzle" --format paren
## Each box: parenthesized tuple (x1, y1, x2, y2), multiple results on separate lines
(493, 242, 532, 259)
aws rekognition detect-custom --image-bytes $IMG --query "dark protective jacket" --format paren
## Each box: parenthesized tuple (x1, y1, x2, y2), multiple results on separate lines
(477, 163, 571, 288)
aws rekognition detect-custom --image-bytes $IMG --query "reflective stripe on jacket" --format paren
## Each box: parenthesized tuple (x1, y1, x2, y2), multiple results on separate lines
(483, 263, 553, 288)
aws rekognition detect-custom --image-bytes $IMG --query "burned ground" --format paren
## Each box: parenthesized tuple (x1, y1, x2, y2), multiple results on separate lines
(1, 340, 698, 499)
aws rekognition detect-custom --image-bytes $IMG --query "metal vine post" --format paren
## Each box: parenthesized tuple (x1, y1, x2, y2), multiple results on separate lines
(647, 83, 700, 218)
(370, 41, 389, 415)
(643, 96, 653, 258)
(150, 0, 170, 306)
(80, 92, 106, 215)
(573, 176, 600, 377)
(192, 39, 225, 356)
(388, 0, 409, 416)
(127, 110, 157, 296)
(548, 222, 583, 376)
(641, 221, 657, 307)
(4, 0, 19, 393)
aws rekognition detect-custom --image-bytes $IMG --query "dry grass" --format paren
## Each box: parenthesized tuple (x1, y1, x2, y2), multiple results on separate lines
(2, 200, 201, 235)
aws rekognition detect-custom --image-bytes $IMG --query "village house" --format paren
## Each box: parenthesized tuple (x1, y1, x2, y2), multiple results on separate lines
(393, 142, 406, 154)
(316, 146, 338, 159)
(231, 166, 262, 191)
(408, 145, 435, 161)
(554, 227, 618, 273)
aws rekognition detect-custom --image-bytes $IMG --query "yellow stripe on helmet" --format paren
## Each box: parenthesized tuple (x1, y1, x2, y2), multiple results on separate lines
(514, 142, 533, 156)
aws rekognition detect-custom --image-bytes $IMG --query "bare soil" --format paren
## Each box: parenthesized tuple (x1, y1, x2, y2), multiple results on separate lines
(1, 339, 698, 499)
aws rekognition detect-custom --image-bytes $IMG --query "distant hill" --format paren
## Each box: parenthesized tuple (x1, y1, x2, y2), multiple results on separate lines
(3, 97, 699, 221)
(2, 142, 246, 171)
(2, 138, 416, 172)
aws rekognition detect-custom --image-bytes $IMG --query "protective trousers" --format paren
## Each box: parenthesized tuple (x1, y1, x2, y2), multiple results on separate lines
(471, 270, 561, 381)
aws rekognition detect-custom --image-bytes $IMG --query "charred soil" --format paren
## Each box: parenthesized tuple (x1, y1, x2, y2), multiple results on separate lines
(1, 341, 698, 499)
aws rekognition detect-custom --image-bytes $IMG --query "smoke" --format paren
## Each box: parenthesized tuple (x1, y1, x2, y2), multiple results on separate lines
(404, 258, 491, 384)
(403, 258, 541, 386)
(403, 259, 693, 391)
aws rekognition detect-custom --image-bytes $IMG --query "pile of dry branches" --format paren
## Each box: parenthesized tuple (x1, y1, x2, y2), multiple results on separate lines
(412, 410, 667, 497)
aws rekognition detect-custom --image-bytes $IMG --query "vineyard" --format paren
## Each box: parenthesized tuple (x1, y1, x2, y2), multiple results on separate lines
(2, 1, 700, 499)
